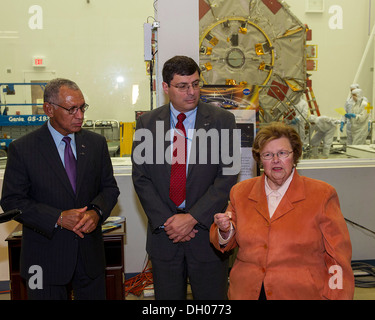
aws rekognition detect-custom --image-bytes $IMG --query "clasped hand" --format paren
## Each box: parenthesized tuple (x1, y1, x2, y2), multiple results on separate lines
(164, 213, 198, 243)
(57, 206, 99, 238)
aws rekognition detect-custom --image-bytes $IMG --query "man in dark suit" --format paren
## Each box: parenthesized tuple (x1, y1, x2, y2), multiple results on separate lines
(132, 56, 239, 299)
(1, 78, 120, 299)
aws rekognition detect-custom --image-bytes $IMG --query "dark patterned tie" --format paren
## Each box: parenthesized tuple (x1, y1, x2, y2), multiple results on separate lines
(62, 136, 77, 193)
(169, 113, 187, 206)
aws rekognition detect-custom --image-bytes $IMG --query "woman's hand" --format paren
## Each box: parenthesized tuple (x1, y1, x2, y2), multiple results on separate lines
(214, 212, 232, 232)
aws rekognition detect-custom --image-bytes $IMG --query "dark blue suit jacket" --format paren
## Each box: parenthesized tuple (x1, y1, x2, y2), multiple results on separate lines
(1, 123, 120, 284)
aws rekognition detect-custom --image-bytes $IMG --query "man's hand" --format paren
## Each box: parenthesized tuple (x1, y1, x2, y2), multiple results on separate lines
(57, 207, 87, 237)
(164, 213, 198, 243)
(179, 229, 198, 242)
(57, 206, 100, 238)
(73, 209, 100, 238)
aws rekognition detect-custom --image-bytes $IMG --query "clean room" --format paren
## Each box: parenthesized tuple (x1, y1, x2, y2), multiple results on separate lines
(0, 0, 374, 301)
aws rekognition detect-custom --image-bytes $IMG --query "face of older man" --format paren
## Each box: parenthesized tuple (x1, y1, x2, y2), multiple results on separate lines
(261, 137, 295, 190)
(44, 86, 85, 136)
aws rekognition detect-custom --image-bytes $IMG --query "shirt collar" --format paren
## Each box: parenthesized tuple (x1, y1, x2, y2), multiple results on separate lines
(169, 103, 197, 121)
(47, 120, 75, 147)
(265, 168, 295, 197)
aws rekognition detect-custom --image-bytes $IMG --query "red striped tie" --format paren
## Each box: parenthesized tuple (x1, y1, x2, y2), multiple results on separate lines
(169, 113, 187, 206)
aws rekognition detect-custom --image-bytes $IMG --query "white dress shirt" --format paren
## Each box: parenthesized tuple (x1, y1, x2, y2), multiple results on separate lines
(265, 168, 295, 218)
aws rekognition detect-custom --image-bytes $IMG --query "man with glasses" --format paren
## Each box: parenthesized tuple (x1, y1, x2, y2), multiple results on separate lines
(132, 56, 239, 299)
(1, 78, 120, 299)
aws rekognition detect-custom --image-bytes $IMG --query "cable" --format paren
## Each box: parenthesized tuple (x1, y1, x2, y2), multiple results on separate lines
(344, 219, 375, 287)
(345, 218, 375, 236)
(352, 262, 375, 288)
(124, 256, 153, 297)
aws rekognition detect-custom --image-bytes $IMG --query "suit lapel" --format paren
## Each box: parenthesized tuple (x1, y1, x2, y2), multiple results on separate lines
(187, 102, 211, 177)
(193, 102, 211, 130)
(75, 130, 88, 196)
(37, 124, 76, 197)
(271, 170, 305, 221)
(248, 175, 270, 222)
(248, 171, 306, 222)
(156, 104, 172, 177)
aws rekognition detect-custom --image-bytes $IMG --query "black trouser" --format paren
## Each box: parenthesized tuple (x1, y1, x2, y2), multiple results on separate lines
(26, 253, 106, 300)
(151, 243, 228, 300)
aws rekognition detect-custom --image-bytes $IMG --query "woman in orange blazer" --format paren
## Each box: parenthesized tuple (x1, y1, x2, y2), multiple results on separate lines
(210, 122, 354, 300)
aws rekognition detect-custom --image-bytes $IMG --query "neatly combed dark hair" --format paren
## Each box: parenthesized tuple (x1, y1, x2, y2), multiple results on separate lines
(44, 78, 80, 104)
(162, 56, 201, 85)
(252, 122, 303, 165)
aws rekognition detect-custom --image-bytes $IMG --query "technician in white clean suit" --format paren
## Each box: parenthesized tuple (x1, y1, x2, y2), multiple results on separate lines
(340, 84, 360, 145)
(309, 115, 340, 159)
(285, 95, 309, 144)
(345, 89, 370, 145)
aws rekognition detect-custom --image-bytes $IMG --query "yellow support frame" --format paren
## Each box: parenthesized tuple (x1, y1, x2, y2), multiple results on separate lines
(119, 122, 135, 157)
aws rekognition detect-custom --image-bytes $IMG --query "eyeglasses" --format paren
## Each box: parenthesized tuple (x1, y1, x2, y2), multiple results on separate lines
(48, 102, 89, 115)
(170, 80, 203, 92)
(260, 150, 293, 160)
